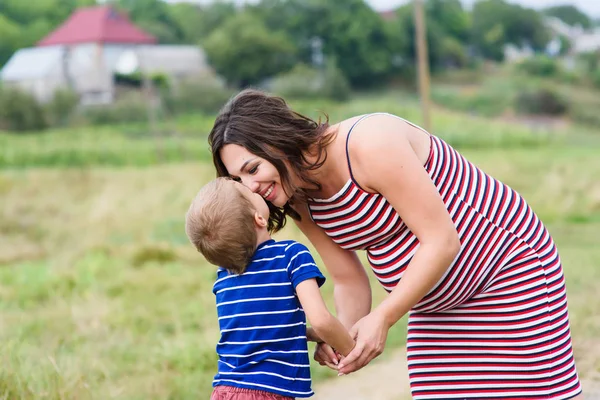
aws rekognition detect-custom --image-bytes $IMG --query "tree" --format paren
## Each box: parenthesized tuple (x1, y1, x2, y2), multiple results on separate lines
(0, 0, 95, 66)
(117, 0, 184, 43)
(249, 0, 397, 88)
(471, 0, 550, 61)
(387, 0, 470, 72)
(544, 5, 592, 30)
(203, 12, 296, 87)
(0, 14, 21, 66)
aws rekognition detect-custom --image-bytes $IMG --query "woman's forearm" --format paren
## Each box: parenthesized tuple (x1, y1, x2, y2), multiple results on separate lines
(334, 276, 372, 330)
(374, 240, 459, 328)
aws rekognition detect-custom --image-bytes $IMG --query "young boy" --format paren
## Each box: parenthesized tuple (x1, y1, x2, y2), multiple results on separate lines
(185, 177, 354, 400)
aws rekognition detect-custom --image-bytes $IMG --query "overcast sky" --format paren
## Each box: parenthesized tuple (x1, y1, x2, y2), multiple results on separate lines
(165, 0, 600, 17)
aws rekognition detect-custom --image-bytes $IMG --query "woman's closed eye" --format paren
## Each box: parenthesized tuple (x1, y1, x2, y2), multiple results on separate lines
(248, 164, 259, 175)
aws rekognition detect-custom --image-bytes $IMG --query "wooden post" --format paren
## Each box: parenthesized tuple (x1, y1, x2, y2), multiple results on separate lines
(414, 0, 432, 132)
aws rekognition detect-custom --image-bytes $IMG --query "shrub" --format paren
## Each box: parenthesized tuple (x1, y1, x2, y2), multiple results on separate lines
(45, 89, 79, 127)
(0, 87, 48, 132)
(270, 60, 351, 101)
(269, 64, 323, 99)
(514, 87, 568, 115)
(431, 86, 509, 117)
(82, 92, 149, 126)
(516, 55, 561, 77)
(321, 59, 352, 102)
(162, 75, 232, 115)
(591, 69, 600, 89)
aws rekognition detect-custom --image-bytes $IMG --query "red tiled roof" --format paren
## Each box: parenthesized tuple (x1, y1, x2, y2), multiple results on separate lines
(38, 5, 156, 46)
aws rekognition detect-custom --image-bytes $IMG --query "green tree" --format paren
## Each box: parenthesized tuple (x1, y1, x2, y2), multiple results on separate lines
(471, 0, 551, 61)
(544, 5, 592, 29)
(0, 0, 95, 66)
(249, 0, 397, 88)
(117, 0, 183, 43)
(176, 2, 237, 44)
(0, 14, 21, 66)
(387, 0, 470, 72)
(203, 12, 296, 87)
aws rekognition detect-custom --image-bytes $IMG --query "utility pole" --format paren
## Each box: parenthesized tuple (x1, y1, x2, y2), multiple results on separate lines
(414, 0, 432, 132)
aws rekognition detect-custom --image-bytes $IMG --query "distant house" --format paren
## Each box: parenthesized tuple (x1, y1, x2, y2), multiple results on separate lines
(0, 5, 215, 105)
(544, 16, 600, 55)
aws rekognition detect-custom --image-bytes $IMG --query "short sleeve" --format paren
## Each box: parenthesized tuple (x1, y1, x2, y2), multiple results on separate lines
(286, 242, 326, 289)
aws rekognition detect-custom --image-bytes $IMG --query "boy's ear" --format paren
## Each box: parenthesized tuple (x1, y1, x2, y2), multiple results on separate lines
(254, 211, 268, 228)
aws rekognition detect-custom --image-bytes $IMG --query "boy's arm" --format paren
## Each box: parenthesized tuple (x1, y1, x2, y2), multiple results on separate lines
(306, 327, 323, 343)
(296, 279, 355, 357)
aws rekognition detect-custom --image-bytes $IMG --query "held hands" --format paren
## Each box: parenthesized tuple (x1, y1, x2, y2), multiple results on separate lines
(337, 311, 389, 375)
(313, 342, 340, 370)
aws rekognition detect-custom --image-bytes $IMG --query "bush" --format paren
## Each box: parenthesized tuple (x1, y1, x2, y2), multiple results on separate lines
(269, 64, 323, 99)
(431, 86, 509, 117)
(321, 59, 351, 102)
(82, 92, 149, 126)
(591, 69, 600, 89)
(570, 107, 600, 127)
(516, 55, 561, 77)
(45, 89, 79, 127)
(0, 87, 48, 132)
(514, 87, 568, 115)
(162, 76, 232, 115)
(270, 60, 351, 102)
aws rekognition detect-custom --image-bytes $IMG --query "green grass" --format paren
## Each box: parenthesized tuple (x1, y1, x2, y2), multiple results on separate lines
(1, 92, 600, 398)
(0, 91, 582, 169)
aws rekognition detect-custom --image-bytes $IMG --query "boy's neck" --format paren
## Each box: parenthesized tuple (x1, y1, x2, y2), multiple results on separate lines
(256, 229, 272, 248)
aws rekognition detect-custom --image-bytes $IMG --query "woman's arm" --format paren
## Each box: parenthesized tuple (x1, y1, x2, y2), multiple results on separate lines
(293, 204, 371, 366)
(337, 115, 460, 374)
(294, 204, 372, 330)
(296, 278, 355, 357)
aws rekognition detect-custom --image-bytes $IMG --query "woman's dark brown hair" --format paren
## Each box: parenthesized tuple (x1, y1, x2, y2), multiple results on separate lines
(208, 89, 334, 233)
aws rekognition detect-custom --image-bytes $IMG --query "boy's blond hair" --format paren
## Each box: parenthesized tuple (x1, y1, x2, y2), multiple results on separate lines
(185, 178, 257, 274)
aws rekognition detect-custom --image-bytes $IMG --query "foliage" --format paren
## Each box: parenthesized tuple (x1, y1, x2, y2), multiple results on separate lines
(116, 0, 183, 44)
(0, 92, 570, 169)
(44, 88, 79, 127)
(515, 86, 568, 116)
(249, 0, 398, 88)
(543, 5, 592, 29)
(82, 92, 149, 126)
(471, 0, 551, 61)
(387, 0, 470, 73)
(203, 11, 296, 87)
(431, 85, 510, 117)
(269, 59, 350, 101)
(0, 86, 48, 132)
(162, 75, 233, 115)
(0, 0, 95, 65)
(516, 55, 561, 77)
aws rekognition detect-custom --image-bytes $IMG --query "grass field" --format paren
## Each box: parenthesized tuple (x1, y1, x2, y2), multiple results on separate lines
(1, 93, 599, 399)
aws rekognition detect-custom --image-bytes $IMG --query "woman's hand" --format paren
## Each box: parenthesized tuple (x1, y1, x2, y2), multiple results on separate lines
(313, 342, 340, 370)
(337, 311, 389, 375)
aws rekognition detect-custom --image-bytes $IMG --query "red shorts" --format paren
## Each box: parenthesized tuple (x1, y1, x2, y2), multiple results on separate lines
(210, 386, 294, 400)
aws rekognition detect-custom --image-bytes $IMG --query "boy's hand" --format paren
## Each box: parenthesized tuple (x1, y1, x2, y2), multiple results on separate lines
(314, 342, 340, 370)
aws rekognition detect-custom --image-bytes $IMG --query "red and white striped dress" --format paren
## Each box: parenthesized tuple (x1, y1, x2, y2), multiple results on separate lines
(307, 114, 582, 399)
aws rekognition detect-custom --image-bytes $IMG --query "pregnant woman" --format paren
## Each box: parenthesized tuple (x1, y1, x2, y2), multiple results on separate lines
(208, 88, 582, 399)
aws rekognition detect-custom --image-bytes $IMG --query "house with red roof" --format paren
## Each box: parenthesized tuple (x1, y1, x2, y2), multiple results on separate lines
(1, 5, 214, 104)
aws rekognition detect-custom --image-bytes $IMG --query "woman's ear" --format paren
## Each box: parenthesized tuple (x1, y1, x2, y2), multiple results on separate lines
(254, 212, 268, 228)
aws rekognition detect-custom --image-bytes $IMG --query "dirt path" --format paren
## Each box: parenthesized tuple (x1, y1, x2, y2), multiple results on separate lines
(311, 348, 411, 400)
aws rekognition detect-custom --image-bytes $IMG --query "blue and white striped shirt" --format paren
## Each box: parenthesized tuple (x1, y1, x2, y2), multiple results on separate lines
(212, 239, 325, 398)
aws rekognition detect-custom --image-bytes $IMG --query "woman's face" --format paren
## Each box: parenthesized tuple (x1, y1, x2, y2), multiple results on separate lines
(220, 144, 290, 208)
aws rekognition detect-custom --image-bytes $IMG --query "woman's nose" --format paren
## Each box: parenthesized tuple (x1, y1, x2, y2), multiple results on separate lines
(241, 178, 260, 193)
